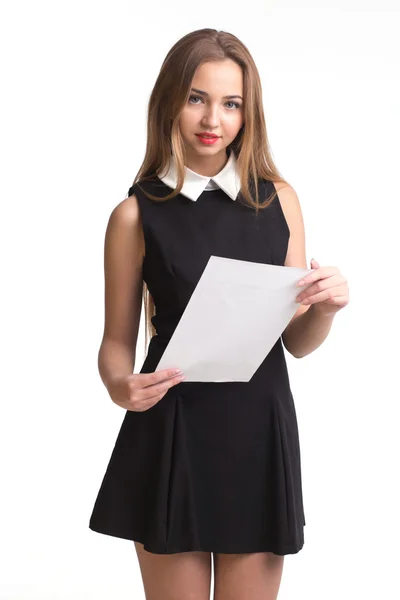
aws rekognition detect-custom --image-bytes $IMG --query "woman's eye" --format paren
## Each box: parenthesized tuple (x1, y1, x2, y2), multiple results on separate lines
(188, 95, 241, 109)
(225, 100, 241, 109)
(189, 95, 202, 105)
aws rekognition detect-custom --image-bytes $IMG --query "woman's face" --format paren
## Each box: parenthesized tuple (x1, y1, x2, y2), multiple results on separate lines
(178, 59, 244, 162)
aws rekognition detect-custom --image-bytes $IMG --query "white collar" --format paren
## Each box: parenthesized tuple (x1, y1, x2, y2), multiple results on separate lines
(157, 149, 241, 202)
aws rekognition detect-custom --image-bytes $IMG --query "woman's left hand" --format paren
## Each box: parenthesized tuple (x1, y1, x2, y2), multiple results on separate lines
(295, 258, 349, 317)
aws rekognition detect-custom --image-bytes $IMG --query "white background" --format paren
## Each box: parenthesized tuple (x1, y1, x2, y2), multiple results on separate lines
(1, 0, 399, 598)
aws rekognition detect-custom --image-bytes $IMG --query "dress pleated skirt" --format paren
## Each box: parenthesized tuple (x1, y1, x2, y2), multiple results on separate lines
(89, 338, 305, 555)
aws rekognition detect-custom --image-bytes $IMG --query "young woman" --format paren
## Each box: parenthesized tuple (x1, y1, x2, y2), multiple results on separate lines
(89, 28, 349, 600)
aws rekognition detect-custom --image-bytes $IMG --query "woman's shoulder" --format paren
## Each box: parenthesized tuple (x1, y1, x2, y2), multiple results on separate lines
(270, 181, 300, 210)
(109, 193, 143, 236)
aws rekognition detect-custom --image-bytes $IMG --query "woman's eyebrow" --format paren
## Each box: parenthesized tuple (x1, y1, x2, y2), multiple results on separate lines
(191, 87, 243, 100)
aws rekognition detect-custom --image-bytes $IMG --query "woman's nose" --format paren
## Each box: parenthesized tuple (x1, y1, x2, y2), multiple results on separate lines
(202, 106, 220, 128)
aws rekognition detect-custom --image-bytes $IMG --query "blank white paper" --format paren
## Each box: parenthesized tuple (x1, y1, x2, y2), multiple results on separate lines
(155, 255, 313, 382)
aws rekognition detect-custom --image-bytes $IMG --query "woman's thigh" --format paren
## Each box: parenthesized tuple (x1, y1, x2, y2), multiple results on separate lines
(212, 551, 284, 600)
(134, 541, 212, 600)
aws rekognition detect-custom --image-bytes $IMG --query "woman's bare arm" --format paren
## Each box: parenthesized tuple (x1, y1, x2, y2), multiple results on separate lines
(98, 194, 145, 393)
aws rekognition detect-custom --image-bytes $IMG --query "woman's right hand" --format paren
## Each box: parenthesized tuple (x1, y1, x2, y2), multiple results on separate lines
(107, 369, 186, 412)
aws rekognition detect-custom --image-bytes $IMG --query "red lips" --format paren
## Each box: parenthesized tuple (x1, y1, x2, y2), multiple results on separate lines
(196, 132, 219, 138)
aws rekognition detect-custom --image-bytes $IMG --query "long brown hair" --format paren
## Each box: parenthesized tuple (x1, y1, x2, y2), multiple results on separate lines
(126, 28, 290, 354)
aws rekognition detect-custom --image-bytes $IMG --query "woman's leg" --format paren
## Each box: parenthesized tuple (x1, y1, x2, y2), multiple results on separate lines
(212, 551, 284, 600)
(134, 541, 212, 600)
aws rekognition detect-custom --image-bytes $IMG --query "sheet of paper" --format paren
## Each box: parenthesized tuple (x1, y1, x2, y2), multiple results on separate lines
(155, 255, 313, 382)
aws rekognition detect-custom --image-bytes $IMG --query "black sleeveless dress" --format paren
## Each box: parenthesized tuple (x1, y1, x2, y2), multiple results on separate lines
(89, 176, 306, 555)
